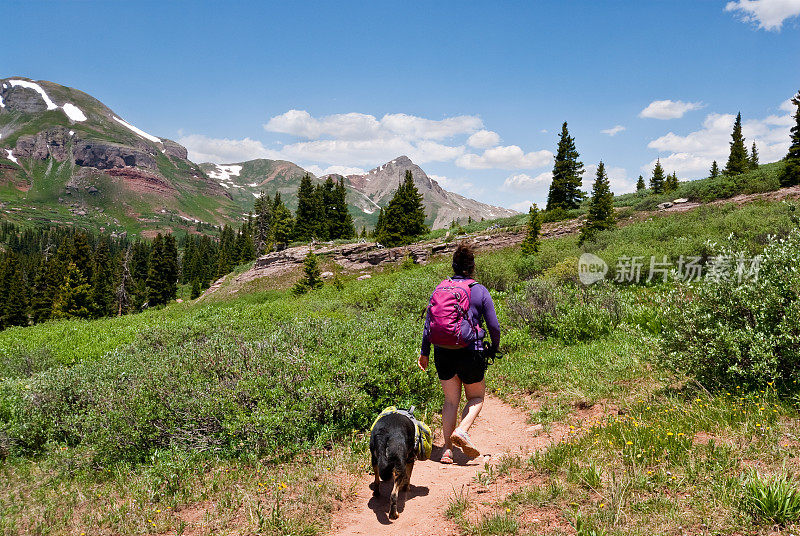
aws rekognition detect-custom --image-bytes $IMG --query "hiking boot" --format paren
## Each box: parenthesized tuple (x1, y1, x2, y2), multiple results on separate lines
(450, 427, 480, 458)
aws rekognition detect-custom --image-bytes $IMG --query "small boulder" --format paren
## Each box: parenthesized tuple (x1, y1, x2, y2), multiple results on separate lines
(672, 198, 688, 204)
(88, 186, 99, 195)
(657, 202, 673, 210)
(320, 271, 334, 279)
(357, 274, 372, 280)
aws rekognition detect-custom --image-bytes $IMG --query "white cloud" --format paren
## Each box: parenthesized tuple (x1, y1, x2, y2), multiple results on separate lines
(639, 100, 705, 119)
(380, 113, 483, 140)
(178, 134, 280, 163)
(644, 98, 793, 176)
(305, 164, 366, 177)
(264, 109, 482, 141)
(467, 130, 501, 149)
(457, 145, 553, 170)
(501, 172, 552, 191)
(429, 174, 485, 197)
(186, 109, 552, 177)
(725, 0, 800, 30)
(509, 200, 536, 212)
(601, 125, 626, 136)
(583, 164, 635, 194)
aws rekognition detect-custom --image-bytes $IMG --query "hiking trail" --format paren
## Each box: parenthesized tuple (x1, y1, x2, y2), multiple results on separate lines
(328, 395, 581, 536)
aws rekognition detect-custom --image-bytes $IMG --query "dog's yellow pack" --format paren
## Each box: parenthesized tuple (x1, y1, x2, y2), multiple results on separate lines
(371, 406, 433, 461)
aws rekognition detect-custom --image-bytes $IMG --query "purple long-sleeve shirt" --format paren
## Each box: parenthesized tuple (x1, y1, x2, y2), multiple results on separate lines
(421, 275, 501, 357)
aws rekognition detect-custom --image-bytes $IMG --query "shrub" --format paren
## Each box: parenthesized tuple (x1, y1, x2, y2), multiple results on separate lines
(542, 256, 579, 285)
(661, 229, 800, 392)
(474, 253, 519, 292)
(0, 311, 441, 462)
(508, 280, 622, 344)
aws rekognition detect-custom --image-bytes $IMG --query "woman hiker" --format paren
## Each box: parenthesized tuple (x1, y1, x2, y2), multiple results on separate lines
(418, 243, 501, 464)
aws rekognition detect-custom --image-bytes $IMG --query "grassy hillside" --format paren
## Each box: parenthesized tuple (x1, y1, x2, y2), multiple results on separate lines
(2, 196, 800, 534)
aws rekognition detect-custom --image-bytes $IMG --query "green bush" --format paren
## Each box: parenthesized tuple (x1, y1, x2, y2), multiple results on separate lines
(508, 280, 622, 344)
(0, 267, 445, 462)
(661, 229, 800, 392)
(474, 252, 520, 292)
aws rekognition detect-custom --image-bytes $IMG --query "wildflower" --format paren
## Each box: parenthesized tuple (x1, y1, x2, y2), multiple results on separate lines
(626, 441, 633, 445)
(506, 508, 511, 513)
(600, 503, 605, 508)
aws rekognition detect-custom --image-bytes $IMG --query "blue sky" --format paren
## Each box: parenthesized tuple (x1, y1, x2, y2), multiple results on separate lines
(5, 0, 799, 210)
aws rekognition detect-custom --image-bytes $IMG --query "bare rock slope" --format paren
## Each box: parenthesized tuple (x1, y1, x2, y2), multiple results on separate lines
(344, 155, 517, 228)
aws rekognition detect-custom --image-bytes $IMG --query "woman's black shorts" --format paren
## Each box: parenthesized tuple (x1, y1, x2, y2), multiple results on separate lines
(433, 346, 487, 384)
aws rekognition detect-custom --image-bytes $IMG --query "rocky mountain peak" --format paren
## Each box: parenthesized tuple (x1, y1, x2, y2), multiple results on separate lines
(345, 155, 517, 228)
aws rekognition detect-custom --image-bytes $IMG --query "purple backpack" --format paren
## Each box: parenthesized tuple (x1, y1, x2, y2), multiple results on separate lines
(427, 279, 478, 349)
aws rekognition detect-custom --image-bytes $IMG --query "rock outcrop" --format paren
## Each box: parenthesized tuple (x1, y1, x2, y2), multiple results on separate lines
(74, 140, 158, 170)
(13, 127, 72, 161)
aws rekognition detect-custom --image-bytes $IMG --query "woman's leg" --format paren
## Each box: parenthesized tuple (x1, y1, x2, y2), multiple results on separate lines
(440, 376, 462, 452)
(458, 379, 485, 433)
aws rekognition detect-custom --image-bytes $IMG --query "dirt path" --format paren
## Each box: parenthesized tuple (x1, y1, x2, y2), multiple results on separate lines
(328, 395, 566, 536)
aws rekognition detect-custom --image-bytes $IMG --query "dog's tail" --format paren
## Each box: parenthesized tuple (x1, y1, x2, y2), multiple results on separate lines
(378, 437, 406, 481)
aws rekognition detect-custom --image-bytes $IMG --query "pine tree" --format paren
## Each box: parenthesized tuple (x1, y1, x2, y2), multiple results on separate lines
(190, 278, 202, 300)
(724, 112, 749, 176)
(0, 252, 29, 327)
(116, 247, 133, 315)
(665, 172, 678, 193)
(69, 231, 93, 282)
(520, 204, 542, 255)
(636, 175, 646, 192)
(30, 249, 65, 323)
(650, 160, 666, 194)
(781, 90, 800, 187)
(163, 234, 179, 302)
(234, 224, 256, 264)
(292, 252, 324, 295)
(146, 234, 176, 307)
(374, 208, 385, 239)
(91, 239, 115, 317)
(710, 160, 720, 178)
(326, 178, 355, 239)
(376, 170, 428, 247)
(271, 194, 295, 248)
(217, 225, 236, 276)
(254, 192, 273, 253)
(52, 262, 92, 319)
(547, 122, 584, 210)
(749, 141, 760, 170)
(294, 174, 320, 241)
(579, 161, 615, 246)
(130, 239, 150, 310)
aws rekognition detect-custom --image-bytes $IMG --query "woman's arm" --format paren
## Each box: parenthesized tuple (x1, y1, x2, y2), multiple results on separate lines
(481, 288, 501, 354)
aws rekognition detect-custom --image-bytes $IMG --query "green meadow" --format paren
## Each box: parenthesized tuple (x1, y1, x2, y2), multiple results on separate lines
(2, 196, 800, 534)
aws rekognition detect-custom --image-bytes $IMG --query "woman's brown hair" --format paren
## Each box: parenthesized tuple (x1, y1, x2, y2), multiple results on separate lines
(452, 243, 475, 277)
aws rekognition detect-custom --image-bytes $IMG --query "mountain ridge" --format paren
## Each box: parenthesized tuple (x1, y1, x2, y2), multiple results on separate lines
(1, 77, 516, 233)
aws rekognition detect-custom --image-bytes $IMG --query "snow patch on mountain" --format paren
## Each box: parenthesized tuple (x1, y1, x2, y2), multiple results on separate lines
(62, 103, 87, 122)
(5, 149, 18, 164)
(113, 116, 161, 143)
(207, 164, 242, 182)
(9, 80, 58, 110)
(0, 95, 4, 108)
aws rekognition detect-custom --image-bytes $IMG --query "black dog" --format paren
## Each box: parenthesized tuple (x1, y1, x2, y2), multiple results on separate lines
(369, 412, 416, 520)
